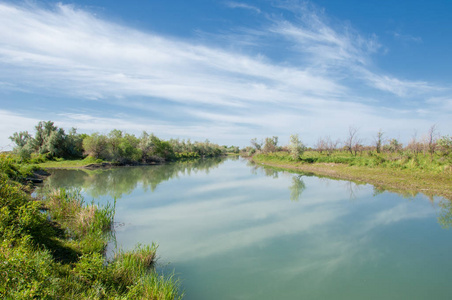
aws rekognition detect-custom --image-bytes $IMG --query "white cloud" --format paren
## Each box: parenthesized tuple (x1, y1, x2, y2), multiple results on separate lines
(225, 1, 261, 14)
(0, 2, 450, 147)
(0, 109, 40, 150)
(392, 31, 423, 43)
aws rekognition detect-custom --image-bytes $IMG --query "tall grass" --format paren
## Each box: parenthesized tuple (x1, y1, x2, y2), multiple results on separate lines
(0, 156, 183, 299)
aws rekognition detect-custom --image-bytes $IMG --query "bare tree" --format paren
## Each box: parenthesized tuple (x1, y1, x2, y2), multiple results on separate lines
(314, 137, 326, 154)
(325, 136, 340, 156)
(407, 131, 422, 156)
(315, 136, 339, 156)
(427, 125, 438, 161)
(344, 126, 361, 156)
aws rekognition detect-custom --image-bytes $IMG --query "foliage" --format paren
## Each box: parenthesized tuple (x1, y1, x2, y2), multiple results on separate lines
(384, 138, 403, 153)
(262, 136, 278, 153)
(83, 133, 109, 159)
(0, 156, 183, 299)
(12, 121, 226, 166)
(437, 135, 452, 156)
(288, 134, 306, 160)
(250, 138, 262, 151)
(10, 121, 84, 161)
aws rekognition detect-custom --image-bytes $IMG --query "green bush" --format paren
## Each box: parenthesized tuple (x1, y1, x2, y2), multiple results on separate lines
(0, 156, 182, 299)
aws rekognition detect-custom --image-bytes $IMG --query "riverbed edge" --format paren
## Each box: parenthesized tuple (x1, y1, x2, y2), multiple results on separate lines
(251, 156, 452, 200)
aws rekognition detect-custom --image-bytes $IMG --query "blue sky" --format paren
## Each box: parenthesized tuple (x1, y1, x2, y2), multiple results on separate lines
(1, 0, 451, 149)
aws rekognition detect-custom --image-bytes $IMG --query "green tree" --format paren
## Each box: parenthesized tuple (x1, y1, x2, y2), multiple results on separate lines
(437, 135, 452, 156)
(288, 134, 306, 160)
(9, 121, 84, 159)
(82, 133, 109, 159)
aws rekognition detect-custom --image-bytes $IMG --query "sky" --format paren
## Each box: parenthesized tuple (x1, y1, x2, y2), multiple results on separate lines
(1, 0, 451, 149)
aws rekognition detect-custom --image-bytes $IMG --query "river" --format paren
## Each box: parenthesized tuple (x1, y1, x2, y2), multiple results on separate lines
(39, 157, 452, 299)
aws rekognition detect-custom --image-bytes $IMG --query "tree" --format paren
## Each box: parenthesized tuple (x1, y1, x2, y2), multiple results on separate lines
(63, 128, 84, 158)
(427, 125, 437, 161)
(9, 131, 33, 160)
(263, 136, 278, 153)
(314, 137, 326, 154)
(385, 138, 402, 153)
(82, 133, 108, 159)
(344, 126, 361, 156)
(9, 131, 31, 148)
(250, 138, 262, 151)
(138, 131, 157, 162)
(288, 134, 306, 160)
(9, 121, 84, 159)
(29, 121, 63, 155)
(407, 131, 423, 156)
(374, 130, 384, 154)
(316, 136, 339, 156)
(437, 135, 452, 156)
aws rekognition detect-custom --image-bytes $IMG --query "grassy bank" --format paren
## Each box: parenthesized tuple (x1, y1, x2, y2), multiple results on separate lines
(0, 155, 183, 299)
(17, 153, 226, 170)
(252, 151, 452, 200)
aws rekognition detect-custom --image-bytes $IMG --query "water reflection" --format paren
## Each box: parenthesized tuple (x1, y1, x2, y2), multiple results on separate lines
(438, 199, 452, 229)
(249, 161, 452, 234)
(289, 175, 306, 202)
(40, 157, 226, 199)
(40, 157, 452, 299)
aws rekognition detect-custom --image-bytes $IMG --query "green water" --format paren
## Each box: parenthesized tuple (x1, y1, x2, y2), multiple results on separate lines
(41, 157, 452, 299)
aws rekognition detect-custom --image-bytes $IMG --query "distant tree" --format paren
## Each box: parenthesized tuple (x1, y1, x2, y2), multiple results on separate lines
(407, 131, 423, 156)
(138, 131, 157, 162)
(83, 133, 109, 159)
(437, 135, 452, 156)
(344, 126, 361, 156)
(374, 130, 384, 154)
(385, 138, 402, 153)
(316, 136, 339, 156)
(427, 125, 438, 161)
(250, 138, 262, 151)
(314, 137, 326, 154)
(288, 134, 306, 160)
(9, 131, 33, 160)
(9, 121, 84, 159)
(263, 136, 278, 153)
(63, 128, 84, 158)
(28, 121, 65, 156)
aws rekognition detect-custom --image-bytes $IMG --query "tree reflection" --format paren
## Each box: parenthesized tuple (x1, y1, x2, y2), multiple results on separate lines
(289, 175, 306, 202)
(40, 157, 226, 199)
(438, 199, 452, 229)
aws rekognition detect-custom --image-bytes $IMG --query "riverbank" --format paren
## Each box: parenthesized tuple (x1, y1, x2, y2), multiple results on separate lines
(28, 154, 230, 170)
(252, 152, 452, 200)
(0, 155, 183, 299)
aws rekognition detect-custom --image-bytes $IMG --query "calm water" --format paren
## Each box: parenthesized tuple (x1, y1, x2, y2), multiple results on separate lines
(40, 157, 452, 299)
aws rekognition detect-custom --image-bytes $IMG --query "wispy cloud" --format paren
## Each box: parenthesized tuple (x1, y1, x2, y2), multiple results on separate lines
(0, 1, 450, 148)
(392, 31, 423, 43)
(225, 1, 261, 14)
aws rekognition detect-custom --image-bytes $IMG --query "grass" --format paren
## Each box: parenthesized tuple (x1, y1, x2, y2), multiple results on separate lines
(35, 156, 105, 169)
(0, 156, 183, 299)
(252, 151, 452, 200)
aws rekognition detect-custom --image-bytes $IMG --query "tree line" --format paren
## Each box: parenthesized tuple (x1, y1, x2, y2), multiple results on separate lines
(9, 121, 231, 164)
(244, 125, 452, 160)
